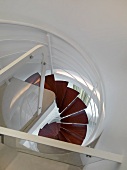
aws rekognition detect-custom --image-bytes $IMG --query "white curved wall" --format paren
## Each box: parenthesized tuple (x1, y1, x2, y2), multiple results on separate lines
(0, 1, 127, 169)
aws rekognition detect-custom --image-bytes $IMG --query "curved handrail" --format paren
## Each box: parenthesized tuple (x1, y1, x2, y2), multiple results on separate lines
(0, 19, 103, 83)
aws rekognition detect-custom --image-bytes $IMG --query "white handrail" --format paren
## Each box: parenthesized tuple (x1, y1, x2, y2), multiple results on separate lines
(0, 45, 47, 83)
(0, 126, 123, 163)
(0, 44, 48, 115)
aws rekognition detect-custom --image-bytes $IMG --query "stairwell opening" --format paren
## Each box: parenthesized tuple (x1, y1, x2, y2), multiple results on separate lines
(21, 68, 104, 148)
(0, 22, 105, 150)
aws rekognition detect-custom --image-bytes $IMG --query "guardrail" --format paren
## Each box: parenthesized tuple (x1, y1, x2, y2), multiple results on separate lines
(0, 45, 46, 83)
(0, 126, 123, 163)
(0, 45, 47, 115)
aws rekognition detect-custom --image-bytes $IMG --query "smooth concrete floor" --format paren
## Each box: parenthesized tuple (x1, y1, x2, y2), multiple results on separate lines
(6, 152, 81, 170)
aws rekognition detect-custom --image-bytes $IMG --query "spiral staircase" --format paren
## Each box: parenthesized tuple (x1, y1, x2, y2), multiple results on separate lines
(25, 72, 88, 145)
(0, 22, 105, 147)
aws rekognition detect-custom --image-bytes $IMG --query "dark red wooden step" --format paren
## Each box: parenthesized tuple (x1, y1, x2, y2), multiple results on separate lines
(61, 110, 88, 124)
(48, 122, 61, 136)
(25, 72, 41, 86)
(38, 124, 56, 139)
(59, 87, 79, 113)
(60, 98, 87, 118)
(55, 81, 68, 109)
(44, 74, 56, 94)
(60, 128, 83, 145)
(38, 123, 60, 140)
(60, 124, 87, 139)
(58, 132, 68, 142)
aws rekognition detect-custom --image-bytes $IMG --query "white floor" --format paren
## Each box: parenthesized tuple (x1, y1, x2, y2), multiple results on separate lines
(6, 152, 81, 170)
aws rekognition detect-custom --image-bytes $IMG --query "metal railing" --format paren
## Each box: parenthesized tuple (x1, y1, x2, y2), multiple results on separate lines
(0, 126, 123, 166)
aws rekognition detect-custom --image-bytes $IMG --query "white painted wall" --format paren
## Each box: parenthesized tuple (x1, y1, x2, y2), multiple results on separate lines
(0, 0, 127, 169)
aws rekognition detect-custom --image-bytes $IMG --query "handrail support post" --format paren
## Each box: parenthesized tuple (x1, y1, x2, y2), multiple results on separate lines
(37, 55, 47, 115)
(47, 33, 53, 74)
